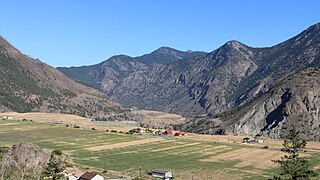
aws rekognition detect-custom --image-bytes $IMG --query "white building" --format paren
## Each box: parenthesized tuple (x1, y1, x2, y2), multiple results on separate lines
(151, 169, 173, 180)
(63, 172, 78, 180)
(78, 172, 104, 180)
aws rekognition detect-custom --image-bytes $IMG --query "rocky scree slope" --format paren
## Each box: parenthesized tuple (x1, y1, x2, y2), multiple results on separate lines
(183, 67, 320, 141)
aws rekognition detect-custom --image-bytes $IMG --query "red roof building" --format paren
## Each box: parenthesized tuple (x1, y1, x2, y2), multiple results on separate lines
(164, 130, 173, 135)
(78, 172, 104, 180)
(174, 131, 184, 136)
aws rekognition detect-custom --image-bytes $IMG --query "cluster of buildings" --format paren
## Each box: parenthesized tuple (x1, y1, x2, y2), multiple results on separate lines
(163, 129, 185, 137)
(0, 116, 14, 120)
(129, 128, 186, 137)
(64, 170, 173, 180)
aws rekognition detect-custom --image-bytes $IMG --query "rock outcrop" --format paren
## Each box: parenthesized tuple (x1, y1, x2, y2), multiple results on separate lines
(184, 67, 320, 141)
(0, 143, 50, 179)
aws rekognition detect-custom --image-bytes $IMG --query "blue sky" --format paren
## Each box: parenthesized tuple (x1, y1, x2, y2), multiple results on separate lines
(0, 0, 320, 67)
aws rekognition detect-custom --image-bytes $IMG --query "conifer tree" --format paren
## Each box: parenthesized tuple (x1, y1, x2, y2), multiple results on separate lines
(272, 127, 318, 179)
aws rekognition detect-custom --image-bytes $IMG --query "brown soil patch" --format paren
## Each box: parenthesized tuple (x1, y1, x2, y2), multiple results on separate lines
(85, 137, 165, 151)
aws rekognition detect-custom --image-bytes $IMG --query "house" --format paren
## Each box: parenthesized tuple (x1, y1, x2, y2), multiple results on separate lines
(51, 120, 63, 124)
(164, 130, 173, 135)
(242, 137, 250, 144)
(78, 172, 104, 180)
(63, 171, 78, 180)
(174, 131, 184, 136)
(129, 128, 146, 134)
(151, 169, 173, 180)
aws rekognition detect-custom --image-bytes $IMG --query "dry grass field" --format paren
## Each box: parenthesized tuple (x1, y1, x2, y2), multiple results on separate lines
(0, 111, 185, 132)
(132, 110, 186, 125)
(1, 113, 320, 179)
(182, 134, 320, 153)
(0, 112, 138, 132)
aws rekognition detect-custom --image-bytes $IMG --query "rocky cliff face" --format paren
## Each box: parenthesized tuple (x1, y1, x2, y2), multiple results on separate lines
(58, 23, 320, 118)
(184, 67, 320, 141)
(0, 36, 123, 117)
(0, 143, 50, 179)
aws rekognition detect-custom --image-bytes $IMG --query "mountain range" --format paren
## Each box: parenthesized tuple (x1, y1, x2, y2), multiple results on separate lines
(1, 22, 320, 140)
(0, 36, 123, 117)
(58, 23, 320, 117)
(57, 22, 320, 140)
(183, 66, 320, 140)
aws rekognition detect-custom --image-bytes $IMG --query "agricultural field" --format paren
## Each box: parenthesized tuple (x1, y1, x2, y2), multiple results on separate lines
(0, 111, 184, 132)
(0, 119, 320, 179)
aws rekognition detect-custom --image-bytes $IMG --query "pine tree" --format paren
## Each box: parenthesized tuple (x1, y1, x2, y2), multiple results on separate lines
(43, 150, 65, 180)
(272, 127, 318, 179)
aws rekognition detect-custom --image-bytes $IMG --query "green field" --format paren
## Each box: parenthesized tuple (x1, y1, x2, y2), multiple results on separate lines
(0, 120, 319, 179)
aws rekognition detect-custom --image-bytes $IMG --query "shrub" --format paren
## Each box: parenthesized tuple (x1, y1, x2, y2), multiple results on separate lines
(110, 130, 117, 133)
(73, 125, 80, 128)
(52, 149, 63, 156)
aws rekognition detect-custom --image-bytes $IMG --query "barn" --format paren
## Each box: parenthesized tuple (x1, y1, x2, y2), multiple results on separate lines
(174, 131, 184, 136)
(164, 130, 173, 135)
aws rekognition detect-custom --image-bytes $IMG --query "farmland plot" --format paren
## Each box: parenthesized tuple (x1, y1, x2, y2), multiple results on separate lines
(0, 120, 319, 179)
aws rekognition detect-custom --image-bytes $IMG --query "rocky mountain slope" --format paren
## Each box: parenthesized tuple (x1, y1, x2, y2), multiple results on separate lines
(183, 67, 320, 141)
(58, 23, 320, 117)
(0, 36, 123, 117)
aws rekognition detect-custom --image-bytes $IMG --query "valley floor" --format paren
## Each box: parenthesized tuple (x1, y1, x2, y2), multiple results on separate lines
(0, 115, 320, 179)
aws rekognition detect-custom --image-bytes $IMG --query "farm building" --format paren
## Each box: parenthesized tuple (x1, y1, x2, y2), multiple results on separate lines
(63, 172, 78, 180)
(1, 116, 14, 120)
(78, 172, 104, 180)
(51, 119, 63, 124)
(164, 130, 173, 135)
(151, 169, 173, 180)
(174, 131, 184, 136)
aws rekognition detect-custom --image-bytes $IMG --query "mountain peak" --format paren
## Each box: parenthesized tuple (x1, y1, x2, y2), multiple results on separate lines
(152, 46, 181, 54)
(225, 40, 244, 48)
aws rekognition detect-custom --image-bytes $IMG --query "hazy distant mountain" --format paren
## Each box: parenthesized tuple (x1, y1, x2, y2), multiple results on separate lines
(0, 36, 122, 117)
(58, 22, 320, 118)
